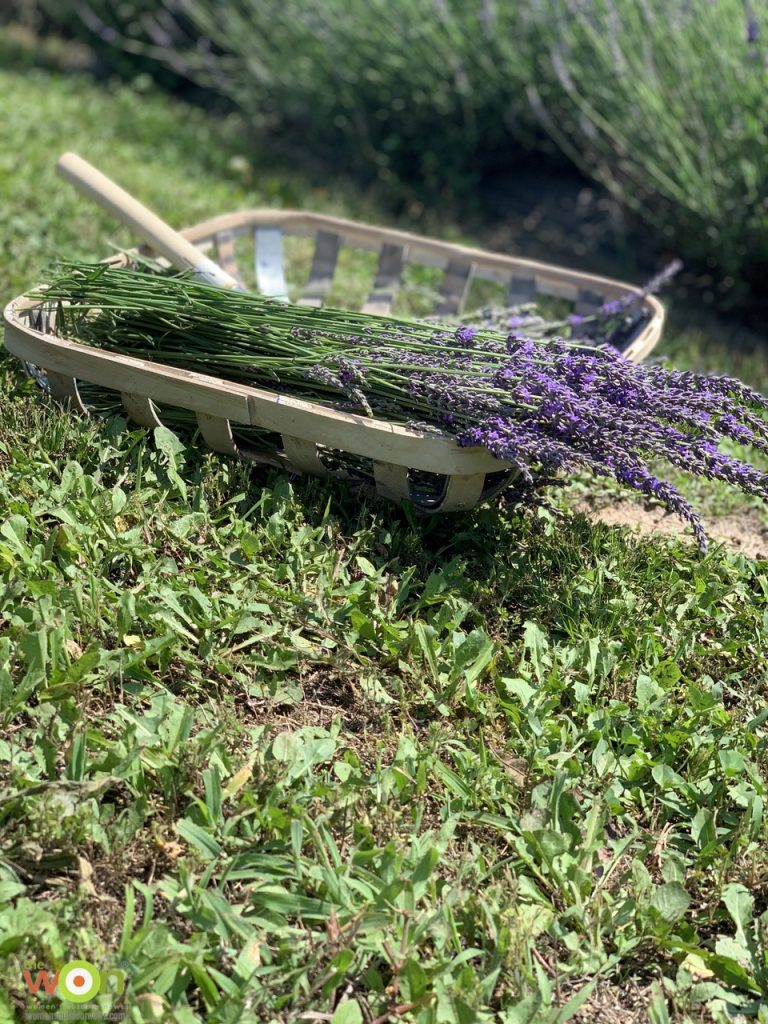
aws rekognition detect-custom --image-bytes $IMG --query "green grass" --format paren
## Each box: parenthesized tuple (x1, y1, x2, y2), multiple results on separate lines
(2, 46, 768, 1024)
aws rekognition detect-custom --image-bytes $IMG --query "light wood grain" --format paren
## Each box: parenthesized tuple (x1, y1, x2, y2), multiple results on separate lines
(362, 244, 405, 315)
(439, 473, 487, 511)
(299, 230, 340, 307)
(372, 460, 410, 502)
(197, 413, 238, 455)
(56, 153, 240, 289)
(121, 392, 163, 427)
(281, 435, 329, 475)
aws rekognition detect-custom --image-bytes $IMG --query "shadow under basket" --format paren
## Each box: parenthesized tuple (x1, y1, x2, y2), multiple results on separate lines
(3, 208, 665, 514)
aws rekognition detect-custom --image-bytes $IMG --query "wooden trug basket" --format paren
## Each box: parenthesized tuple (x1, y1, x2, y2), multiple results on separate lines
(3, 209, 665, 513)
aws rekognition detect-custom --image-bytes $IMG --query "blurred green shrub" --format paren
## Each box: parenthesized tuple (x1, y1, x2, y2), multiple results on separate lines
(37, 0, 768, 300)
(522, 0, 768, 303)
(41, 0, 540, 205)
(183, 0, 539, 201)
(1, 0, 42, 24)
(38, 0, 202, 94)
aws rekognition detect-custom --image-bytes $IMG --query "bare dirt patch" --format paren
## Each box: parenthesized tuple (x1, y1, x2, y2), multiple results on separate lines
(570, 980, 652, 1024)
(575, 498, 768, 560)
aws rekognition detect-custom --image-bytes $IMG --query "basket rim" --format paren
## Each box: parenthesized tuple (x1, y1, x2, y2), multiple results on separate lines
(182, 209, 664, 299)
(180, 207, 667, 352)
(2, 207, 665, 476)
(177, 208, 665, 363)
(2, 292, 515, 475)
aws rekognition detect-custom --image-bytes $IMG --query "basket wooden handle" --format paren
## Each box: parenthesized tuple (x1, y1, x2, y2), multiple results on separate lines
(56, 152, 240, 289)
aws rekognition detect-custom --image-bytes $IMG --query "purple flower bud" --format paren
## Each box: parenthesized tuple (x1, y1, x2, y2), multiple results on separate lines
(454, 326, 478, 347)
(598, 298, 626, 317)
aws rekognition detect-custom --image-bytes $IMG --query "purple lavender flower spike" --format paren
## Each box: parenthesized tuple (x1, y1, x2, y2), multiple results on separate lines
(598, 260, 684, 318)
(455, 326, 478, 347)
(598, 298, 626, 317)
(642, 259, 684, 296)
(615, 465, 708, 551)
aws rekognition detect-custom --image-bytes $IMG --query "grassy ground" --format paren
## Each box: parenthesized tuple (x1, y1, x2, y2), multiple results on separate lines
(2, 40, 768, 1024)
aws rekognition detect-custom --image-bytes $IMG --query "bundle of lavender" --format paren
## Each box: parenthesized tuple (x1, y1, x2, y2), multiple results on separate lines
(38, 260, 768, 550)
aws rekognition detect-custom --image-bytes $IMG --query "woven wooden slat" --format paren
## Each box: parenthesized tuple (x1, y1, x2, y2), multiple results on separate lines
(197, 412, 238, 455)
(362, 244, 405, 315)
(574, 287, 604, 315)
(299, 230, 341, 307)
(30, 306, 54, 333)
(214, 230, 245, 289)
(436, 472, 487, 512)
(281, 435, 329, 475)
(121, 392, 162, 427)
(507, 275, 537, 307)
(372, 460, 410, 502)
(47, 371, 88, 414)
(536, 277, 578, 301)
(434, 260, 473, 316)
(254, 227, 289, 301)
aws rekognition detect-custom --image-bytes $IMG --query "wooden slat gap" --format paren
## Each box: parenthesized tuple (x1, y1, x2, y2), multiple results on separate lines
(362, 244, 405, 315)
(254, 227, 289, 301)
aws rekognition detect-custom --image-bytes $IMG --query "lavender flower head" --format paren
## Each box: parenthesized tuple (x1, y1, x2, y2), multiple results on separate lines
(454, 326, 479, 347)
(599, 259, 684, 317)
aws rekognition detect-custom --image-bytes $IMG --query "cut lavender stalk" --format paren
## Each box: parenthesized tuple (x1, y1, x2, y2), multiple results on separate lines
(448, 259, 683, 350)
(36, 260, 768, 552)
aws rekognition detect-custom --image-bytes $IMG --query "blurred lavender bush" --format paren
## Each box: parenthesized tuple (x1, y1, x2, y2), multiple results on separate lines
(38, 0, 768, 299)
(522, 0, 768, 303)
(41, 0, 537, 204)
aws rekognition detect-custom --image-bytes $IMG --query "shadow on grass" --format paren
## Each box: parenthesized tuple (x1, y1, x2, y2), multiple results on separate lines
(286, 465, 712, 637)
